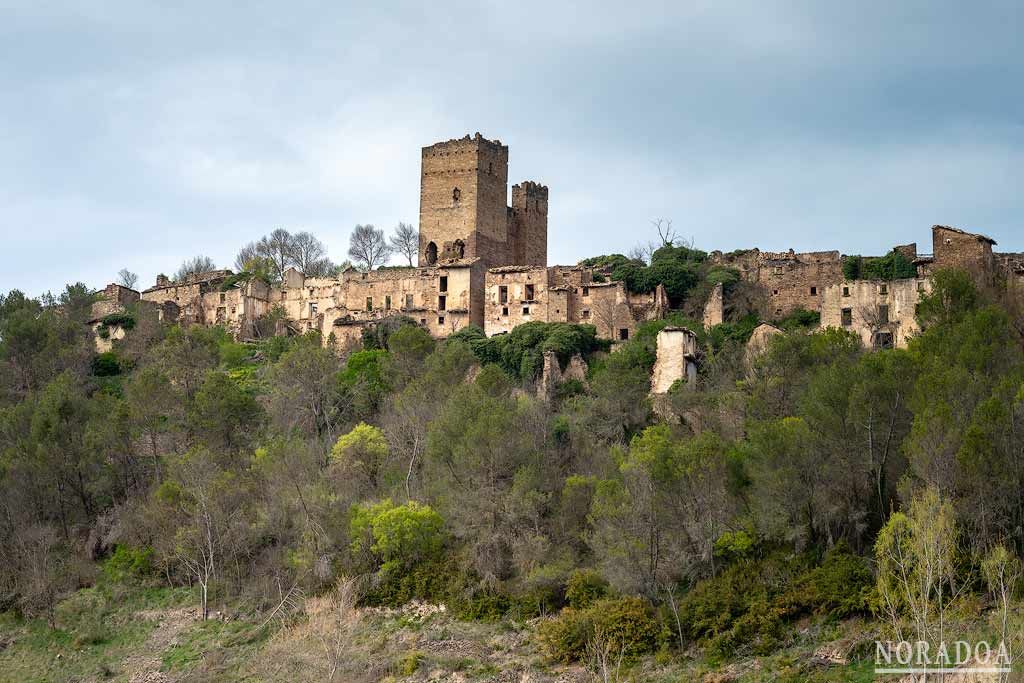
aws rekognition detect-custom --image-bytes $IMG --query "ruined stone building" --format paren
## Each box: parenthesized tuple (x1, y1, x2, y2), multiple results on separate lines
(707, 248, 844, 318)
(89, 133, 1020, 359)
(92, 134, 666, 352)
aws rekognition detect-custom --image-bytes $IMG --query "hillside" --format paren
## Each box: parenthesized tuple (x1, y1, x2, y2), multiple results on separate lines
(1, 265, 1023, 682)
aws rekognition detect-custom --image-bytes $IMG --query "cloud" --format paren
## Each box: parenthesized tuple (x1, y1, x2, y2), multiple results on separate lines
(1, 1, 1022, 294)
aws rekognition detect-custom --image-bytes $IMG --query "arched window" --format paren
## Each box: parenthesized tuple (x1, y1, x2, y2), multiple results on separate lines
(453, 239, 465, 258)
(452, 187, 461, 203)
(426, 241, 438, 265)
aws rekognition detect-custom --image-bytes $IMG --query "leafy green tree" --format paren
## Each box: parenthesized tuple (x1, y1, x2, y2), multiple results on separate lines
(330, 422, 393, 498)
(349, 499, 444, 575)
(188, 371, 263, 453)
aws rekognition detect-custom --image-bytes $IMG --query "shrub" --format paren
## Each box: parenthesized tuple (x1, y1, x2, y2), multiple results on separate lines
(100, 311, 136, 330)
(565, 569, 610, 609)
(536, 606, 594, 663)
(91, 351, 121, 377)
(537, 596, 660, 664)
(349, 499, 445, 575)
(102, 545, 155, 585)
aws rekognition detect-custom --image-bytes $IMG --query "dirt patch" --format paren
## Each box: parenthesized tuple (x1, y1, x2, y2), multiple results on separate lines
(118, 608, 195, 683)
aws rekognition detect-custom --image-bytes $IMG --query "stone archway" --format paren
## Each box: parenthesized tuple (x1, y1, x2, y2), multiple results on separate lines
(426, 241, 438, 265)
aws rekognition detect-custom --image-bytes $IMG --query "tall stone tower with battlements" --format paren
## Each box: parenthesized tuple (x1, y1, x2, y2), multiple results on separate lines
(418, 133, 547, 268)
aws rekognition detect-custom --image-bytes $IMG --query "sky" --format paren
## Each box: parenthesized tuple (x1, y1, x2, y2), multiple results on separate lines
(2, 1, 1022, 296)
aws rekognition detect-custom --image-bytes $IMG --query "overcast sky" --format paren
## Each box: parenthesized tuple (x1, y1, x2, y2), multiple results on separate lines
(2, 1, 1022, 295)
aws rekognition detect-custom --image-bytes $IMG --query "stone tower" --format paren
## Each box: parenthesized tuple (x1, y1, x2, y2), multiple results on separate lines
(419, 133, 511, 267)
(509, 181, 548, 266)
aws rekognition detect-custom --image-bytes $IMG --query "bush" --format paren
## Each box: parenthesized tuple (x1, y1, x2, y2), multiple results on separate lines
(100, 311, 136, 330)
(349, 499, 445, 575)
(102, 545, 155, 585)
(565, 569, 610, 609)
(91, 351, 121, 377)
(537, 596, 660, 664)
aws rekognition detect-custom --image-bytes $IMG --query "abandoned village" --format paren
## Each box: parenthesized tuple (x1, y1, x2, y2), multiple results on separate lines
(88, 132, 1024, 392)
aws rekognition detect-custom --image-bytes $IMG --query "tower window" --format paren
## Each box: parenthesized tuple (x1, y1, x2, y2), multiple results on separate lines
(499, 286, 508, 304)
(582, 286, 590, 297)
(524, 284, 535, 300)
(438, 295, 446, 311)
(841, 308, 852, 326)
(439, 276, 448, 292)
(523, 306, 530, 315)
(438, 316, 445, 326)
(452, 187, 461, 203)
(842, 286, 850, 297)
(426, 241, 437, 266)
(810, 286, 817, 295)
(878, 304, 889, 324)
(501, 306, 508, 316)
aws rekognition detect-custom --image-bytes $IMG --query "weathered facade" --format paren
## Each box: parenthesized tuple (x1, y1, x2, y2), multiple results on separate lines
(708, 248, 843, 317)
(91, 131, 1020, 361)
(820, 278, 931, 349)
(650, 327, 699, 394)
(483, 265, 668, 342)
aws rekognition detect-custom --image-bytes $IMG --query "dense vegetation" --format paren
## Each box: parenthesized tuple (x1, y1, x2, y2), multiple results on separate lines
(1, 266, 1022, 679)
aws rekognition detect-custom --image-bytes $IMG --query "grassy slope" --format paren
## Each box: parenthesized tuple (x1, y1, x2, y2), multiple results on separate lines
(0, 587, 900, 683)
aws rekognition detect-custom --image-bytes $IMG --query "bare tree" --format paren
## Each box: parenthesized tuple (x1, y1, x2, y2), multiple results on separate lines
(173, 255, 216, 282)
(236, 229, 336, 280)
(260, 228, 297, 281)
(116, 269, 139, 290)
(348, 224, 390, 271)
(627, 242, 657, 265)
(234, 242, 261, 272)
(292, 231, 335, 278)
(389, 222, 418, 267)
(651, 218, 677, 247)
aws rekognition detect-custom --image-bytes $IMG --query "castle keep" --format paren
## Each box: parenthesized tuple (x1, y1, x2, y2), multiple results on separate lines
(90, 134, 1024, 359)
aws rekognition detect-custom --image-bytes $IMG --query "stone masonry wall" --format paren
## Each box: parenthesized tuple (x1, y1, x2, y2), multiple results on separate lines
(820, 278, 930, 349)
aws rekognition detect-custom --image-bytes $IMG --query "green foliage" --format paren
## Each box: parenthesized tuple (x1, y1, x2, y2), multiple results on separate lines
(776, 307, 821, 331)
(842, 250, 917, 281)
(453, 322, 607, 381)
(536, 596, 660, 664)
(99, 312, 136, 330)
(91, 351, 122, 377)
(349, 499, 445, 575)
(565, 569, 610, 609)
(708, 313, 759, 349)
(101, 545, 154, 585)
(714, 530, 756, 562)
(338, 349, 390, 417)
(914, 268, 978, 328)
(361, 315, 419, 351)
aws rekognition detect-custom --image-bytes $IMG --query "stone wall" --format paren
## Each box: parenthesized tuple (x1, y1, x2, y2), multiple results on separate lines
(709, 248, 843, 317)
(651, 327, 698, 394)
(509, 181, 548, 266)
(931, 225, 996, 278)
(482, 266, 665, 342)
(702, 282, 724, 329)
(820, 278, 930, 349)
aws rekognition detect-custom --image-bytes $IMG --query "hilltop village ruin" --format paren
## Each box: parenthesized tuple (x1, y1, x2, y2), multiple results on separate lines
(90, 133, 1024, 386)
